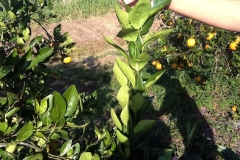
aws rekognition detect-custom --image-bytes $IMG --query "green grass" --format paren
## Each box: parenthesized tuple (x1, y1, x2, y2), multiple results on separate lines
(46, 0, 118, 23)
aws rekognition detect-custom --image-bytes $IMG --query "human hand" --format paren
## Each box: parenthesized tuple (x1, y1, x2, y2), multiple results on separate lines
(118, 0, 138, 7)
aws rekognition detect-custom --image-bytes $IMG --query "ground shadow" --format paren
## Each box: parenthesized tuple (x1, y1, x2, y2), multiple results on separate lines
(152, 69, 216, 159)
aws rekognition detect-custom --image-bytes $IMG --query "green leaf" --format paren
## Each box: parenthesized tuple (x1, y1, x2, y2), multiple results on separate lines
(5, 107, 20, 117)
(22, 27, 31, 41)
(116, 129, 130, 147)
(115, 5, 131, 29)
(130, 52, 150, 71)
(50, 92, 67, 122)
(8, 10, 16, 20)
(143, 29, 174, 49)
(145, 70, 166, 88)
(26, 47, 54, 70)
(111, 108, 122, 131)
(16, 121, 33, 141)
(6, 144, 16, 153)
(80, 152, 92, 160)
(23, 153, 43, 160)
(103, 130, 111, 146)
(34, 99, 40, 114)
(0, 0, 10, 11)
(141, 14, 155, 35)
(6, 49, 20, 67)
(129, 0, 151, 29)
(117, 28, 139, 42)
(92, 153, 100, 160)
(117, 85, 131, 108)
(116, 57, 135, 86)
(0, 65, 13, 79)
(0, 149, 15, 160)
(0, 122, 8, 133)
(39, 97, 48, 115)
(60, 140, 72, 156)
(40, 111, 52, 125)
(130, 93, 146, 113)
(211, 145, 240, 159)
(113, 62, 128, 86)
(133, 120, 156, 134)
(150, 0, 172, 16)
(59, 130, 69, 140)
(30, 36, 42, 48)
(66, 122, 89, 129)
(120, 106, 130, 127)
(63, 85, 78, 117)
(50, 133, 61, 139)
(103, 36, 128, 60)
(134, 73, 145, 91)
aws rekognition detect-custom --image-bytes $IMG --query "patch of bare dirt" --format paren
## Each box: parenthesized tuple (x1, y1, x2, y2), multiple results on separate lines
(32, 12, 162, 64)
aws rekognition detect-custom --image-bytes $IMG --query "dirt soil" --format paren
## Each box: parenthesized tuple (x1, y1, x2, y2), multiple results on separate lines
(33, 12, 161, 62)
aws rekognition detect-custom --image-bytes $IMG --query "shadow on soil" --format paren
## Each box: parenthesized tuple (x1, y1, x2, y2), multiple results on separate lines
(149, 69, 216, 159)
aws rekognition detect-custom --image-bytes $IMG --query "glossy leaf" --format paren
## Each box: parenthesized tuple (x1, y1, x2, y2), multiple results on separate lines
(211, 145, 240, 159)
(30, 36, 42, 48)
(150, 0, 172, 16)
(134, 73, 145, 91)
(16, 121, 33, 141)
(63, 85, 78, 117)
(0, 149, 15, 159)
(92, 153, 100, 160)
(0, 122, 8, 133)
(26, 47, 54, 70)
(59, 130, 69, 140)
(133, 120, 156, 134)
(0, 65, 13, 79)
(50, 92, 66, 122)
(145, 70, 166, 88)
(116, 129, 130, 147)
(50, 133, 61, 139)
(141, 14, 155, 35)
(23, 153, 43, 160)
(111, 108, 122, 131)
(143, 29, 174, 49)
(34, 99, 40, 114)
(130, 52, 150, 71)
(117, 85, 131, 108)
(120, 105, 130, 127)
(40, 111, 52, 125)
(103, 36, 128, 60)
(128, 41, 137, 59)
(80, 152, 92, 160)
(60, 140, 72, 156)
(39, 97, 48, 115)
(129, 0, 151, 29)
(22, 27, 31, 41)
(115, 5, 131, 29)
(116, 57, 135, 86)
(113, 62, 128, 86)
(67, 122, 89, 129)
(6, 107, 20, 117)
(130, 93, 146, 113)
(117, 28, 138, 42)
(103, 130, 111, 146)
(6, 144, 16, 153)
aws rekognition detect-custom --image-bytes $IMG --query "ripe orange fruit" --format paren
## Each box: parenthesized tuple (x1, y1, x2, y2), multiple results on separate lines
(187, 38, 196, 47)
(171, 62, 178, 70)
(206, 33, 216, 40)
(152, 60, 157, 66)
(229, 42, 238, 51)
(231, 105, 237, 112)
(62, 56, 72, 64)
(155, 62, 162, 70)
(205, 44, 210, 49)
(194, 75, 202, 83)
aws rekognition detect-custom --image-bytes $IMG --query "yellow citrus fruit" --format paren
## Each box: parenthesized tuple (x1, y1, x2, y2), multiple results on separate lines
(156, 62, 162, 70)
(171, 62, 178, 70)
(62, 56, 72, 64)
(152, 60, 157, 66)
(229, 42, 238, 51)
(206, 33, 216, 40)
(235, 35, 240, 43)
(187, 38, 196, 47)
(194, 75, 202, 83)
(187, 61, 193, 67)
(231, 105, 237, 112)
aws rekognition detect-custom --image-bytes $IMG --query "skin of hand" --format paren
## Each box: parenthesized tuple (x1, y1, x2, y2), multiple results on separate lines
(118, 0, 240, 32)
